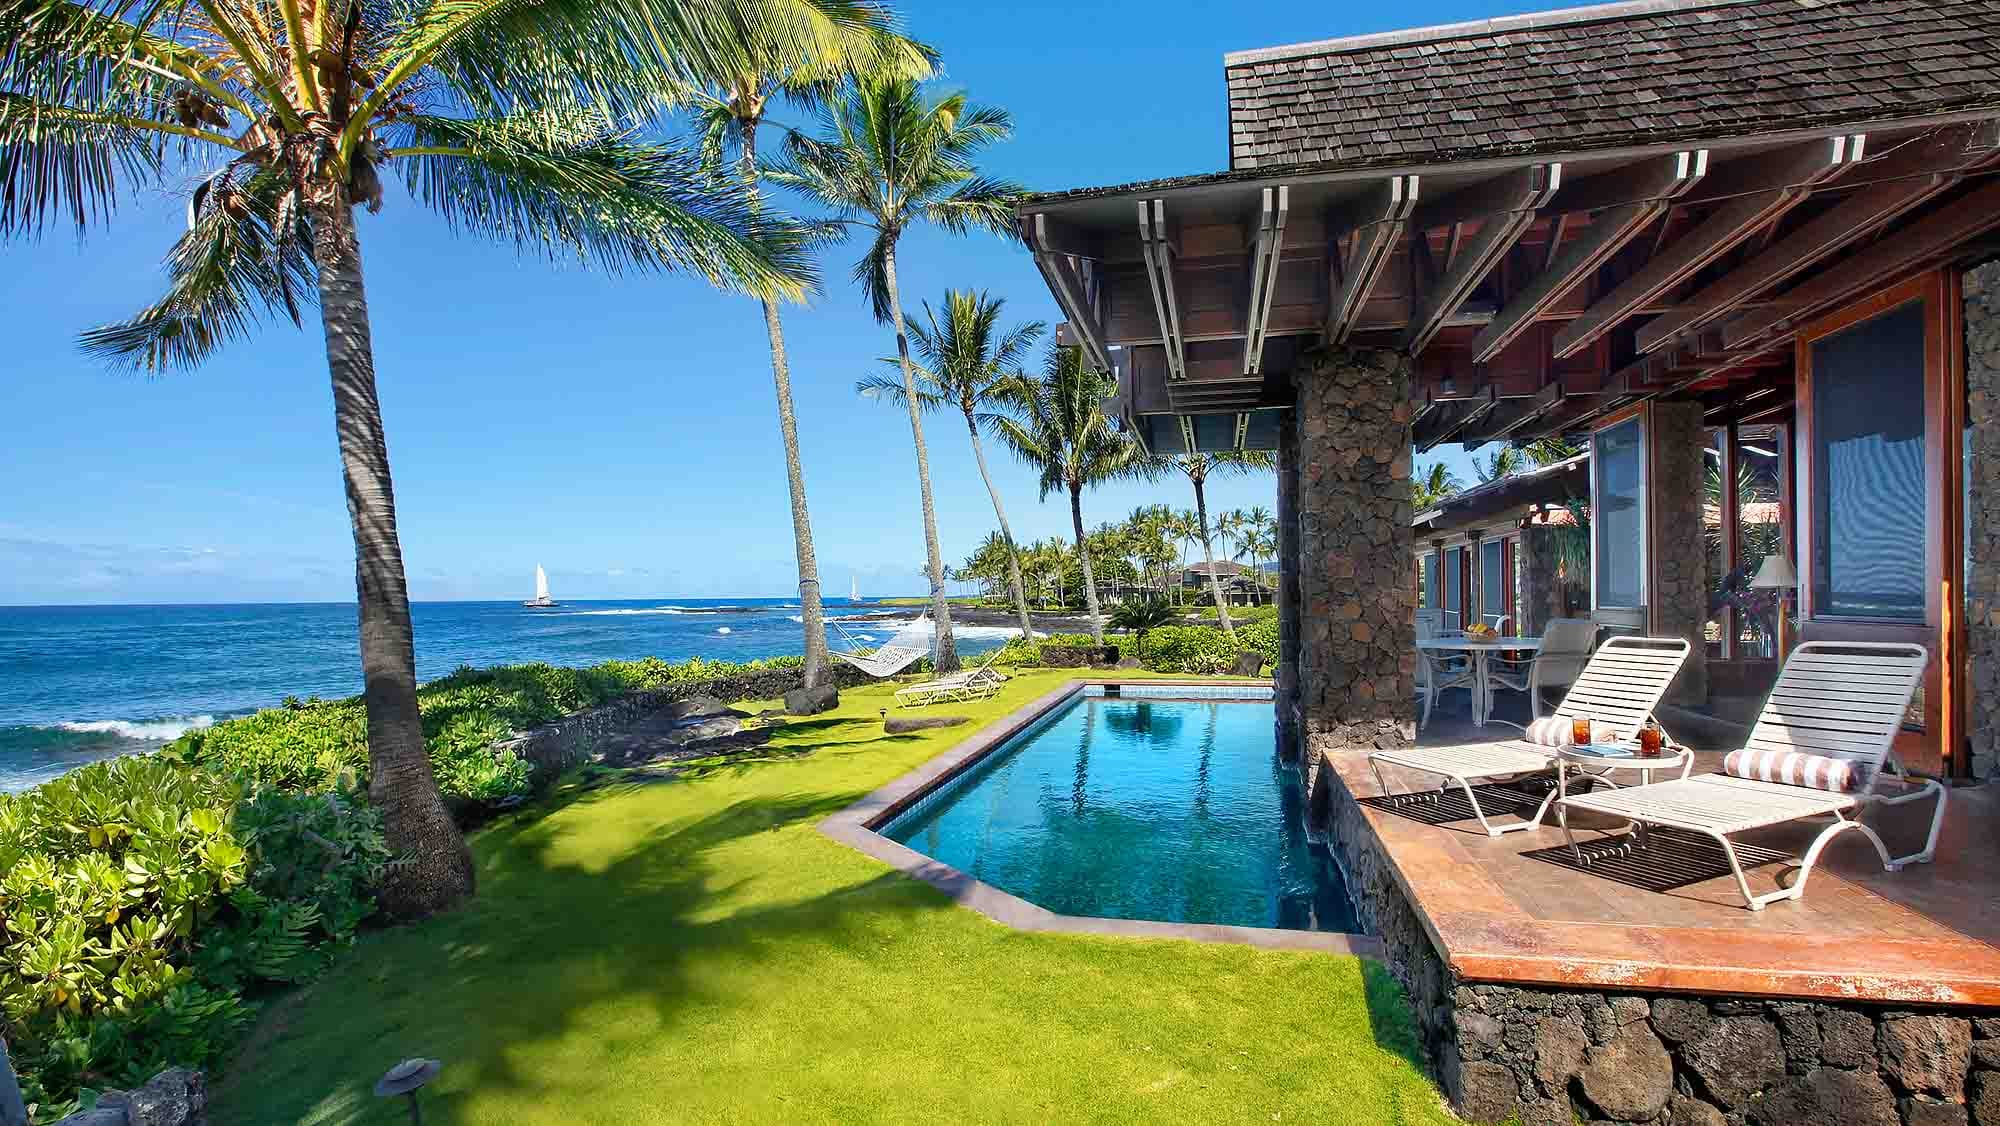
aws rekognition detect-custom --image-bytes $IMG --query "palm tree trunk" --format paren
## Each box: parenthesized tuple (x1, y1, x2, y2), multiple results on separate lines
(1070, 482, 1104, 644)
(1193, 475, 1237, 641)
(880, 240, 958, 672)
(965, 410, 1034, 641)
(741, 126, 828, 687)
(306, 185, 473, 918)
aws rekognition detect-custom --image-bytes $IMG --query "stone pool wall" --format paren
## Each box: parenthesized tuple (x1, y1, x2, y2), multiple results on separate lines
(1314, 752, 2000, 1126)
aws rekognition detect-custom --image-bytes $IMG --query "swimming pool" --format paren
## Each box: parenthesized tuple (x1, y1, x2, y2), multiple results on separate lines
(881, 687, 1356, 932)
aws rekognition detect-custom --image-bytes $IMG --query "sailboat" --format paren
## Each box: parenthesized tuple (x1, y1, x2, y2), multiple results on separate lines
(523, 564, 558, 609)
(849, 575, 866, 604)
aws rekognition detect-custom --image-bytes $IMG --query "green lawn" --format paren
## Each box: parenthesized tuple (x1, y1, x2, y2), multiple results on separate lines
(212, 670, 1448, 1125)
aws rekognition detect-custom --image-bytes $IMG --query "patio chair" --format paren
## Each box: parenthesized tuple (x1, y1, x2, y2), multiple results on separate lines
(1487, 617, 1599, 720)
(892, 648, 1008, 709)
(1554, 641, 1943, 910)
(1367, 636, 1691, 836)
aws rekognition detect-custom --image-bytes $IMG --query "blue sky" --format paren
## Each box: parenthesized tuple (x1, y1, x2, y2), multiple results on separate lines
(0, 0, 1495, 606)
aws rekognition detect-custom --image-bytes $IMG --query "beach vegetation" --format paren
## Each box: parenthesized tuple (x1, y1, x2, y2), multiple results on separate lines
(1106, 596, 1176, 661)
(0, 757, 387, 1118)
(767, 76, 1025, 674)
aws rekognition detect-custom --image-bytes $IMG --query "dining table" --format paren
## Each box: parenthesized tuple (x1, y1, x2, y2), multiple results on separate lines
(1414, 634, 1542, 728)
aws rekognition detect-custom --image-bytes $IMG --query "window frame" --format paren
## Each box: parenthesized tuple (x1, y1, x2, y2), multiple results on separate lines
(1590, 409, 1649, 615)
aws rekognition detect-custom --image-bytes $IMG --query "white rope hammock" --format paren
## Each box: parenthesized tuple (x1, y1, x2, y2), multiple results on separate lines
(828, 613, 934, 678)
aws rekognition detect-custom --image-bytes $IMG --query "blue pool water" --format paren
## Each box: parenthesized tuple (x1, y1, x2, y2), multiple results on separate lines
(884, 689, 1356, 932)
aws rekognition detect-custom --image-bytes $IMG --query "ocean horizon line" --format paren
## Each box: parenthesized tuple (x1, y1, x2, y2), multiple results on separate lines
(0, 594, 942, 611)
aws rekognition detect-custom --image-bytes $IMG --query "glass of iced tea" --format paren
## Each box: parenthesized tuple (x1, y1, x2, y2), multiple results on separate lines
(1638, 723, 1664, 757)
(1571, 716, 1593, 746)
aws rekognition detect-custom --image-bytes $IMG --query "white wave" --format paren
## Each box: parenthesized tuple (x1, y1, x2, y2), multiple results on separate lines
(868, 618, 1037, 641)
(855, 633, 877, 643)
(58, 715, 214, 742)
(566, 606, 685, 616)
(787, 615, 803, 624)
(716, 626, 732, 635)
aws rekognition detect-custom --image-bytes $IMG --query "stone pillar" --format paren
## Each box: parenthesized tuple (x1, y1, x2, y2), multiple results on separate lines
(1295, 347, 1416, 813)
(1966, 259, 2000, 781)
(1276, 407, 1303, 765)
(1647, 399, 1709, 704)
(1520, 521, 1562, 636)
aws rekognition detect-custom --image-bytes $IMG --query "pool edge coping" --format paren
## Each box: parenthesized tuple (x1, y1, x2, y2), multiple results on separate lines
(817, 677, 1385, 958)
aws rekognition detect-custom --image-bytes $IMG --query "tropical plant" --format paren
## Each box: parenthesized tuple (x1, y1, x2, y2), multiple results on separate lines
(1472, 445, 1526, 483)
(1107, 595, 1176, 661)
(1413, 460, 1463, 509)
(1149, 452, 1271, 639)
(693, 18, 933, 690)
(1232, 506, 1276, 605)
(857, 289, 1043, 639)
(1, 0, 870, 916)
(993, 344, 1144, 643)
(770, 77, 1024, 672)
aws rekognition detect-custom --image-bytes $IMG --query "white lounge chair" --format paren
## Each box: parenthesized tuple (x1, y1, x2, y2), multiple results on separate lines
(1368, 636, 1692, 837)
(1555, 641, 1943, 910)
(893, 648, 1007, 708)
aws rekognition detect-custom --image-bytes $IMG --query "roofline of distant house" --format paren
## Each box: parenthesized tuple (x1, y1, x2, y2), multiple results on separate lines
(1224, 0, 1756, 67)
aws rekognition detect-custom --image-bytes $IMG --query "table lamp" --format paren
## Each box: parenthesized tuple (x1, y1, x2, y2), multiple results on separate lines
(1750, 555, 1797, 659)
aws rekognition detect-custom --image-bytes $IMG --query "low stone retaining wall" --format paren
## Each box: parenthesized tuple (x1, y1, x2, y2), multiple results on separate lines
(1314, 752, 2000, 1126)
(495, 664, 872, 785)
(56, 1067, 203, 1125)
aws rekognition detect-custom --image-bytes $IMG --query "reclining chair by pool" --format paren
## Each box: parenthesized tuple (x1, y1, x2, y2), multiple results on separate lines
(1367, 636, 1691, 837)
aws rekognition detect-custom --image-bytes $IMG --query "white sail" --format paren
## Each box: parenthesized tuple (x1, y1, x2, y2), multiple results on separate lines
(850, 575, 860, 602)
(535, 565, 551, 601)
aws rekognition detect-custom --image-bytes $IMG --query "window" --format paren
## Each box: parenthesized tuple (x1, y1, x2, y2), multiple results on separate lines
(1809, 301, 1927, 621)
(1443, 546, 1464, 629)
(1703, 428, 1729, 658)
(1736, 423, 1788, 654)
(1593, 416, 1646, 610)
(1419, 552, 1438, 609)
(1481, 538, 1505, 625)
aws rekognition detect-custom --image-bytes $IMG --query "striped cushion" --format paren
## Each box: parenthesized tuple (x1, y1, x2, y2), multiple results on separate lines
(1526, 717, 1627, 747)
(1722, 749, 1857, 792)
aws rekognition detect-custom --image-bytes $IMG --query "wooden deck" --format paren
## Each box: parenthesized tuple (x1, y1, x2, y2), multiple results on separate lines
(1335, 693, 2000, 1005)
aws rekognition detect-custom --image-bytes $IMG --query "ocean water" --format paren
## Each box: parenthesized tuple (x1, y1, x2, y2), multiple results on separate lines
(0, 599, 1016, 792)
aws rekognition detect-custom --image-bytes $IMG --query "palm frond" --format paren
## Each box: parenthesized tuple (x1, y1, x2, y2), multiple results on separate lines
(79, 165, 316, 371)
(391, 109, 818, 299)
(0, 92, 171, 236)
(855, 369, 942, 412)
(847, 225, 892, 321)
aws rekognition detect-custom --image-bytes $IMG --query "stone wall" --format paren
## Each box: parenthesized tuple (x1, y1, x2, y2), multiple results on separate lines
(1276, 405, 1303, 764)
(1293, 347, 1416, 808)
(496, 662, 872, 784)
(1648, 399, 1710, 705)
(1318, 752, 2000, 1126)
(1967, 259, 2000, 781)
(1520, 523, 1563, 637)
(57, 1067, 203, 1125)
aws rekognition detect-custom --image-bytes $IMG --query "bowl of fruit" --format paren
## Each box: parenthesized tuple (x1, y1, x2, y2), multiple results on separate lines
(1464, 623, 1498, 640)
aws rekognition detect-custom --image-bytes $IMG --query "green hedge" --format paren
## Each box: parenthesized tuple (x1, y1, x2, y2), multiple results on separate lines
(1136, 620, 1278, 675)
(0, 757, 388, 1119)
(166, 655, 810, 803)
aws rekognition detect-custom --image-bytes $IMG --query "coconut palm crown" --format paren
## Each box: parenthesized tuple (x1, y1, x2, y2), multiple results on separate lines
(1, 0, 910, 917)
(856, 288, 1043, 639)
(767, 76, 1024, 671)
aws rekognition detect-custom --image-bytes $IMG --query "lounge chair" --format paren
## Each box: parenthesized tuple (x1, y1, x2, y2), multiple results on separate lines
(1367, 636, 1692, 837)
(1555, 641, 1942, 910)
(893, 648, 1008, 708)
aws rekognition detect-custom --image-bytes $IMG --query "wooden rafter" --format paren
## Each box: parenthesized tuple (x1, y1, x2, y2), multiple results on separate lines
(1137, 198, 1186, 380)
(1472, 151, 1705, 363)
(1636, 122, 2000, 353)
(1244, 185, 1291, 375)
(1324, 174, 1419, 344)
(1030, 213, 1112, 372)
(1404, 164, 1562, 353)
(1417, 387, 1498, 451)
(1485, 381, 1571, 443)
(1724, 174, 2000, 350)
(1550, 136, 1865, 359)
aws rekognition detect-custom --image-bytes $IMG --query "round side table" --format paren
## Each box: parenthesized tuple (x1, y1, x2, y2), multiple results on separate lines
(1553, 742, 1693, 861)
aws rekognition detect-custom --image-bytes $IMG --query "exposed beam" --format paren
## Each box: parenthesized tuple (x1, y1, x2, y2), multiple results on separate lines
(1177, 415, 1198, 455)
(1324, 175, 1420, 345)
(1137, 198, 1186, 380)
(1724, 174, 2000, 349)
(1414, 165, 1560, 231)
(1243, 185, 1291, 376)
(1472, 152, 1706, 362)
(1679, 135, 1867, 205)
(1488, 381, 1571, 442)
(1233, 412, 1250, 450)
(1550, 135, 1864, 359)
(1417, 387, 1498, 452)
(1023, 212, 1102, 259)
(1545, 149, 1710, 215)
(1404, 164, 1562, 353)
(1636, 122, 2000, 353)
(1032, 216, 1112, 372)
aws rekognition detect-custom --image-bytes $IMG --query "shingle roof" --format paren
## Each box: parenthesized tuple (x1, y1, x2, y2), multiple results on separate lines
(1227, 0, 2000, 172)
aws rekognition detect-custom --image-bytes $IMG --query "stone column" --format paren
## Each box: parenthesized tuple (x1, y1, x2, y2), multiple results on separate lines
(1520, 521, 1562, 636)
(1295, 347, 1416, 813)
(1647, 399, 1709, 704)
(1276, 407, 1303, 765)
(1966, 260, 2000, 781)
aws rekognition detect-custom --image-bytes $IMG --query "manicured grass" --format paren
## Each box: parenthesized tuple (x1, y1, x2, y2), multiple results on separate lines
(211, 670, 1448, 1125)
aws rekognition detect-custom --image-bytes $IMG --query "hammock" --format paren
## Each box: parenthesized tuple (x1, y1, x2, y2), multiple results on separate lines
(829, 613, 933, 678)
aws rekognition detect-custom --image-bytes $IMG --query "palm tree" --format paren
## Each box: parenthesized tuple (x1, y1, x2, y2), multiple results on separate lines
(693, 27, 931, 690)
(856, 289, 1042, 639)
(1473, 445, 1527, 483)
(994, 344, 1141, 644)
(1150, 452, 1272, 640)
(4, 0, 864, 915)
(769, 78, 1023, 673)
(1234, 504, 1274, 603)
(1413, 460, 1463, 509)
(1108, 595, 1176, 662)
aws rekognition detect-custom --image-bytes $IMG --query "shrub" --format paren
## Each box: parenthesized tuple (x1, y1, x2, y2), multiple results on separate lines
(0, 758, 386, 1118)
(1136, 621, 1277, 676)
